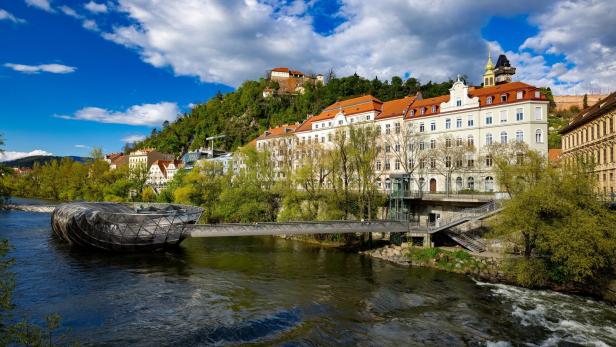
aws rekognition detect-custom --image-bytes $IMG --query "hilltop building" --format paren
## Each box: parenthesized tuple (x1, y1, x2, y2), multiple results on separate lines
(483, 53, 516, 87)
(560, 92, 616, 196)
(105, 153, 128, 170)
(264, 67, 324, 97)
(553, 94, 609, 111)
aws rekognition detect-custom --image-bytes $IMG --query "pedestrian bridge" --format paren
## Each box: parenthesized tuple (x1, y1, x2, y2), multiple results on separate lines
(189, 200, 503, 238)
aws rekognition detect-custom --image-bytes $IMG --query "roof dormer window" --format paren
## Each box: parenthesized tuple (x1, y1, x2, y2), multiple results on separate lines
(420, 108, 425, 115)
(500, 94, 508, 102)
(431, 105, 437, 113)
(534, 91, 540, 98)
(410, 110, 415, 117)
(487, 96, 493, 105)
(516, 91, 524, 100)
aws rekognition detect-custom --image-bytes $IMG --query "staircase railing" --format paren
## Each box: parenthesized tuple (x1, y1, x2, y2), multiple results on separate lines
(427, 200, 501, 232)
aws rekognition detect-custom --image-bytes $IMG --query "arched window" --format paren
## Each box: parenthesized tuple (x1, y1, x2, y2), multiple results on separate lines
(516, 130, 524, 142)
(485, 176, 494, 192)
(535, 129, 543, 143)
(455, 177, 463, 191)
(467, 177, 475, 190)
(485, 133, 493, 145)
(500, 131, 508, 144)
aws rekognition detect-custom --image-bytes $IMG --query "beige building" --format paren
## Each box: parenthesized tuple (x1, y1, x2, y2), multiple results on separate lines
(265, 67, 324, 96)
(560, 92, 616, 196)
(128, 148, 174, 171)
(553, 94, 609, 111)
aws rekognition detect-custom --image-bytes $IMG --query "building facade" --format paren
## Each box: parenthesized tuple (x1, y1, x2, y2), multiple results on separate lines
(560, 92, 616, 196)
(146, 159, 182, 189)
(128, 148, 175, 171)
(255, 79, 549, 194)
(265, 67, 324, 96)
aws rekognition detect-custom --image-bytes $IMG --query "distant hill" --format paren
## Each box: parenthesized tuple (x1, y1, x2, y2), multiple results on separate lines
(2, 155, 90, 168)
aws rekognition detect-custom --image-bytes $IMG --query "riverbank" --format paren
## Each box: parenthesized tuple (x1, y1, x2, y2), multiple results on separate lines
(360, 243, 616, 304)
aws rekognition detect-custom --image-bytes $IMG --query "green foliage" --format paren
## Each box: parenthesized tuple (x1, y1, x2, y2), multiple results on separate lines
(491, 149, 616, 286)
(1, 240, 69, 346)
(501, 258, 549, 288)
(130, 75, 454, 156)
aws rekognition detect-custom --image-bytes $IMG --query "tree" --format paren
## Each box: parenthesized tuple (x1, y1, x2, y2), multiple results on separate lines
(583, 93, 589, 109)
(89, 147, 104, 160)
(488, 142, 545, 197)
(429, 135, 474, 195)
(491, 148, 616, 286)
(348, 124, 380, 221)
(381, 122, 427, 192)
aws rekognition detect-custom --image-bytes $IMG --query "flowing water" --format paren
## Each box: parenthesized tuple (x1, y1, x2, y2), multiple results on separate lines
(1, 204, 615, 346)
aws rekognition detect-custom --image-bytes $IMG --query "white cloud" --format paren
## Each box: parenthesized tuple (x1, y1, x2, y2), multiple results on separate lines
(122, 134, 146, 143)
(0, 149, 53, 162)
(59, 5, 79, 18)
(25, 0, 53, 12)
(58, 102, 179, 126)
(4, 63, 76, 74)
(520, 0, 616, 94)
(101, 0, 555, 87)
(0, 9, 26, 23)
(74, 144, 89, 148)
(82, 19, 99, 31)
(84, 1, 107, 13)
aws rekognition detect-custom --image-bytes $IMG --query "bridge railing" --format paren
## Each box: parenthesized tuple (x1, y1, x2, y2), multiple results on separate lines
(426, 200, 502, 232)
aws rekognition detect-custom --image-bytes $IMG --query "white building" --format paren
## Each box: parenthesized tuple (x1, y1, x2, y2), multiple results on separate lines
(255, 78, 549, 194)
(128, 148, 175, 171)
(146, 159, 182, 189)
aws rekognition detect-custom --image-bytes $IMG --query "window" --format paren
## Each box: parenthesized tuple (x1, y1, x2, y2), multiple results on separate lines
(467, 135, 474, 146)
(432, 105, 437, 113)
(385, 160, 391, 170)
(516, 91, 523, 99)
(467, 116, 474, 127)
(467, 155, 475, 168)
(430, 122, 436, 131)
(534, 107, 542, 120)
(419, 159, 426, 169)
(485, 155, 493, 167)
(419, 141, 425, 150)
(321, 136, 325, 143)
(376, 161, 382, 171)
(385, 124, 391, 134)
(501, 94, 507, 102)
(456, 98, 462, 107)
(486, 113, 493, 125)
(534, 91, 540, 98)
(420, 108, 426, 115)
(485, 133, 493, 145)
(535, 129, 543, 143)
(500, 110, 507, 123)
(456, 137, 463, 146)
(395, 144, 400, 152)
(456, 177, 463, 191)
(430, 158, 436, 169)
(328, 122, 332, 127)
(446, 138, 452, 147)
(445, 156, 451, 168)
(419, 123, 425, 132)
(516, 130, 524, 142)
(516, 153, 524, 165)
(501, 131, 508, 144)
(385, 145, 391, 153)
(410, 110, 415, 117)
(395, 160, 400, 170)
(485, 176, 494, 192)
(338, 120, 343, 125)
(516, 108, 524, 121)
(366, 115, 371, 121)
(445, 118, 451, 129)
(456, 118, 462, 128)
(315, 124, 319, 129)
(395, 122, 400, 134)
(487, 96, 493, 105)
(376, 125, 382, 134)
(430, 139, 436, 149)
(467, 177, 475, 190)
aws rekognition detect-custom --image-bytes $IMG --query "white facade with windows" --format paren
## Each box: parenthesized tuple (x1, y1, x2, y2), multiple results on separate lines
(254, 81, 549, 193)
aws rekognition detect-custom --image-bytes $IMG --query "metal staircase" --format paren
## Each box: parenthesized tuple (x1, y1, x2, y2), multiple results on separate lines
(426, 200, 503, 253)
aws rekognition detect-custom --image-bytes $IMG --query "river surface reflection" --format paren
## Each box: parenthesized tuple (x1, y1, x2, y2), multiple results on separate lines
(1, 208, 615, 346)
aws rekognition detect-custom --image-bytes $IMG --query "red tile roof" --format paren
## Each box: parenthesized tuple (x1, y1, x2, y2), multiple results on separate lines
(256, 123, 299, 140)
(296, 95, 383, 132)
(377, 96, 416, 120)
(271, 67, 290, 73)
(548, 149, 562, 162)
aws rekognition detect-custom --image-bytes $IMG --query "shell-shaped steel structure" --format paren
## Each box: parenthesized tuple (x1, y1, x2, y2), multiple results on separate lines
(51, 202, 203, 252)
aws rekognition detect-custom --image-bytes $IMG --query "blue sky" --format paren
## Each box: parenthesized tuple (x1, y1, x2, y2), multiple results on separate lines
(1, 0, 614, 159)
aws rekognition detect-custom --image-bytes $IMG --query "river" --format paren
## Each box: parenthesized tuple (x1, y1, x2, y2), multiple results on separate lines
(1, 206, 615, 346)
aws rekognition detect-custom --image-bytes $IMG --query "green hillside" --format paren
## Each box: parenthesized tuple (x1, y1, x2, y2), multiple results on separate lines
(130, 74, 455, 156)
(3, 155, 89, 168)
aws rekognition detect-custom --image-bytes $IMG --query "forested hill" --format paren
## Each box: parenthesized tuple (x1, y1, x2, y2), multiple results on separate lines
(131, 74, 455, 156)
(3, 155, 89, 168)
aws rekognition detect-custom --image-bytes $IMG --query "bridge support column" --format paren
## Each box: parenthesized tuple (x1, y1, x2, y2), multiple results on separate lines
(423, 233, 432, 248)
